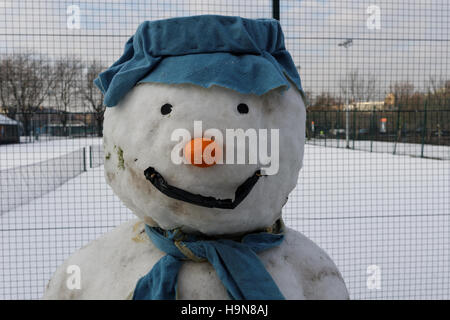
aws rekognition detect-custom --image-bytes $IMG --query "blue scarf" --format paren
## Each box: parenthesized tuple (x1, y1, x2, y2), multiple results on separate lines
(132, 220, 285, 300)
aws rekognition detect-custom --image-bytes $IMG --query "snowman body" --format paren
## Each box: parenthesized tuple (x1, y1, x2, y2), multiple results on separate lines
(44, 83, 348, 300)
(44, 219, 348, 299)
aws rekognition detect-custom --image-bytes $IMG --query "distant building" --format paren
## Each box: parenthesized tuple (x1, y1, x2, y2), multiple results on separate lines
(348, 101, 385, 111)
(42, 121, 92, 136)
(0, 114, 21, 144)
(347, 93, 397, 111)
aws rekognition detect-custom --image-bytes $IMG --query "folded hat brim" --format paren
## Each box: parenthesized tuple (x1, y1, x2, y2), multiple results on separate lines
(137, 52, 295, 96)
(95, 16, 304, 107)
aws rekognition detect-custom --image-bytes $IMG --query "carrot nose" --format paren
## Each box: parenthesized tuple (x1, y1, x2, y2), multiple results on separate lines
(184, 137, 221, 168)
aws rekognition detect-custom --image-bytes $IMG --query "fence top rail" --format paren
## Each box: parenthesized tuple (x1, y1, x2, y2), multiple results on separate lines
(307, 109, 450, 113)
(1, 111, 102, 115)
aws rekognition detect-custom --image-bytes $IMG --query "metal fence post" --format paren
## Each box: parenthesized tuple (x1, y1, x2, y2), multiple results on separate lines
(272, 0, 280, 20)
(89, 145, 93, 169)
(352, 109, 356, 149)
(83, 147, 87, 172)
(393, 102, 401, 155)
(370, 107, 375, 153)
(68, 113, 72, 137)
(421, 99, 428, 158)
(324, 111, 327, 147)
(334, 109, 342, 148)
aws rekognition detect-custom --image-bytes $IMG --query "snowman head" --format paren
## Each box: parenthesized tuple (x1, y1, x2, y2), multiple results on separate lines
(97, 15, 306, 235)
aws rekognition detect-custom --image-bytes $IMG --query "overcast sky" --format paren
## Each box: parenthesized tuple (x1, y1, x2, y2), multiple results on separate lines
(1, 0, 449, 100)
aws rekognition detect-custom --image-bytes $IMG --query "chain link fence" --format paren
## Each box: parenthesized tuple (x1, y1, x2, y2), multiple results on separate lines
(1, 0, 449, 299)
(306, 109, 450, 159)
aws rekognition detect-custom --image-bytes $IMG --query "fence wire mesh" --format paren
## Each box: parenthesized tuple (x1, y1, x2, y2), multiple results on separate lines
(0, 0, 449, 299)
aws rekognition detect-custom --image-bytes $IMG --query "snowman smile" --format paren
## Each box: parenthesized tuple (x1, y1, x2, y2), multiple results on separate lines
(144, 167, 264, 209)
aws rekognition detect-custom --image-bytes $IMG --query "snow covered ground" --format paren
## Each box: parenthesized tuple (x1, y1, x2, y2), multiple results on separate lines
(0, 138, 103, 214)
(0, 165, 133, 299)
(285, 144, 450, 299)
(308, 138, 450, 160)
(0, 141, 449, 299)
(0, 137, 102, 170)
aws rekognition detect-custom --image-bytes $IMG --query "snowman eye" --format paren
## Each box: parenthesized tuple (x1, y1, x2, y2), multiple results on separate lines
(237, 103, 249, 114)
(161, 103, 173, 115)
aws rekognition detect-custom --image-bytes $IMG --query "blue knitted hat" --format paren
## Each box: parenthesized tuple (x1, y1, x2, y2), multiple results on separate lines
(95, 15, 303, 107)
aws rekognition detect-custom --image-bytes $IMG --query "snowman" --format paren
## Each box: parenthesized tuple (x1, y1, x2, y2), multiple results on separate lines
(44, 15, 348, 300)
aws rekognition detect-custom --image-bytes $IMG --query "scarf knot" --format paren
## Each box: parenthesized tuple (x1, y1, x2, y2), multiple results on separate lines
(132, 220, 286, 300)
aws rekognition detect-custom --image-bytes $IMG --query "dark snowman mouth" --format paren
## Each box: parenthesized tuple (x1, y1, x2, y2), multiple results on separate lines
(144, 167, 264, 209)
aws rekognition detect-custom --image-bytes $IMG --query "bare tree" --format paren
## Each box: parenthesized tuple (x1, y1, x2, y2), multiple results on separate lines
(428, 76, 450, 110)
(0, 54, 54, 136)
(389, 82, 415, 109)
(79, 61, 105, 136)
(310, 91, 342, 110)
(0, 62, 15, 119)
(52, 58, 82, 135)
(340, 70, 377, 103)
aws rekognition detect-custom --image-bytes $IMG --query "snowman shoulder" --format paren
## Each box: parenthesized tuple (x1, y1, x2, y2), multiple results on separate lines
(43, 219, 164, 299)
(276, 227, 349, 300)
